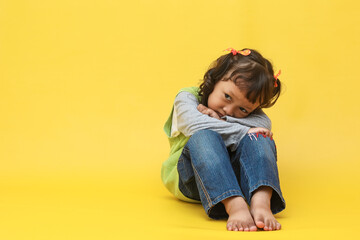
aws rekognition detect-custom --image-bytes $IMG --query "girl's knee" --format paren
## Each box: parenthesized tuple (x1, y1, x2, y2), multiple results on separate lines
(238, 133, 277, 160)
(189, 129, 222, 145)
(186, 130, 227, 163)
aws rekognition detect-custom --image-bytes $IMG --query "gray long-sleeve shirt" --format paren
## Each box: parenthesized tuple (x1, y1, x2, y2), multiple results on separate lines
(172, 91, 272, 151)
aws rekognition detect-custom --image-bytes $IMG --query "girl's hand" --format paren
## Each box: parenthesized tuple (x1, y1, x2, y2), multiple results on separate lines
(247, 127, 273, 138)
(197, 104, 222, 120)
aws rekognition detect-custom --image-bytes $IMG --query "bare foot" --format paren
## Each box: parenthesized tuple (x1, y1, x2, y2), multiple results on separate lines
(250, 186, 281, 231)
(222, 196, 257, 231)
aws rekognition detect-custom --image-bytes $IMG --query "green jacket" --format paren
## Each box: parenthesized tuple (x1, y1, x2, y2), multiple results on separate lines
(161, 87, 201, 203)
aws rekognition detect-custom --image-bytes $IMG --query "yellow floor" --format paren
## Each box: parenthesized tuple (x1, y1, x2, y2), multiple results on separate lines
(1, 164, 359, 239)
(1, 0, 360, 239)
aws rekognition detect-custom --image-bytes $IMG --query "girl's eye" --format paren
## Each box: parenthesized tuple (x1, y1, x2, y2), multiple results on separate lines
(239, 107, 248, 113)
(225, 94, 231, 100)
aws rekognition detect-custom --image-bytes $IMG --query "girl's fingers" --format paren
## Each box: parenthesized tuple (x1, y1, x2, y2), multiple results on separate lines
(197, 104, 220, 119)
(197, 104, 204, 111)
(264, 130, 274, 138)
(198, 105, 211, 115)
(206, 109, 219, 119)
(265, 130, 270, 137)
(209, 111, 220, 119)
(197, 105, 208, 114)
(248, 128, 273, 138)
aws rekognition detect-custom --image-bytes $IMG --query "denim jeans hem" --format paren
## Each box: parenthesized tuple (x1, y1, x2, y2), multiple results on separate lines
(206, 190, 244, 220)
(249, 180, 286, 215)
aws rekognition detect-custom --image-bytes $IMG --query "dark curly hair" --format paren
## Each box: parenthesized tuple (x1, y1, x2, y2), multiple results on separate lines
(199, 48, 281, 109)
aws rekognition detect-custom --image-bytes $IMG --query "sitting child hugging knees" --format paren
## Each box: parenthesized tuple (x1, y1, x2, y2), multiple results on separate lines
(161, 48, 285, 232)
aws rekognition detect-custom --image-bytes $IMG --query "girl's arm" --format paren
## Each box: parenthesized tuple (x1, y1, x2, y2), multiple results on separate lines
(196, 103, 273, 138)
(224, 109, 272, 130)
(174, 91, 268, 151)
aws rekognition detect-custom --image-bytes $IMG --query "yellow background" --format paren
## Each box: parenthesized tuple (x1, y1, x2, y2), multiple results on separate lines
(1, 0, 360, 239)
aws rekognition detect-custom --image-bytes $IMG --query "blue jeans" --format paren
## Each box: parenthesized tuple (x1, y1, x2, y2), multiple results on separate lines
(177, 129, 286, 219)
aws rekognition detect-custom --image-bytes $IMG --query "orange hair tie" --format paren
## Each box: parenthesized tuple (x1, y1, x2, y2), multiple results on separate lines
(274, 70, 281, 87)
(224, 48, 251, 56)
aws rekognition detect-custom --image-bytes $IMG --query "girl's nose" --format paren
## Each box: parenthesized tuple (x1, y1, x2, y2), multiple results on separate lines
(223, 106, 234, 117)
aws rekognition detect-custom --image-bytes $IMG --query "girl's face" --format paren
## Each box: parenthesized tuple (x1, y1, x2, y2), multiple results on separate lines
(207, 80, 259, 118)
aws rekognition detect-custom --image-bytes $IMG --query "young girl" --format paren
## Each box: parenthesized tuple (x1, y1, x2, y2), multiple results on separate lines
(161, 48, 285, 232)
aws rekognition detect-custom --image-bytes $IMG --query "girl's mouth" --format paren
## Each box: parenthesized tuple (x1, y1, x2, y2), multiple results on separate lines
(216, 111, 224, 118)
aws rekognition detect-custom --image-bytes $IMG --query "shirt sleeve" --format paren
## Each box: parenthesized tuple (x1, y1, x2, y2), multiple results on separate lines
(173, 91, 250, 151)
(224, 109, 272, 130)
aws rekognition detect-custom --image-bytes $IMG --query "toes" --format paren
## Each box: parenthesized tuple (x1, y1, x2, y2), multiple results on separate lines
(271, 220, 279, 231)
(228, 223, 259, 232)
(244, 223, 252, 232)
(233, 223, 239, 231)
(268, 220, 278, 231)
(255, 220, 265, 229)
(276, 222, 281, 230)
(244, 222, 257, 232)
(234, 224, 239, 231)
(237, 223, 244, 231)
(227, 222, 239, 231)
(250, 225, 258, 231)
(253, 213, 265, 229)
(227, 222, 234, 231)
(270, 221, 274, 231)
(264, 219, 271, 231)
(251, 208, 281, 231)
(243, 226, 250, 231)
